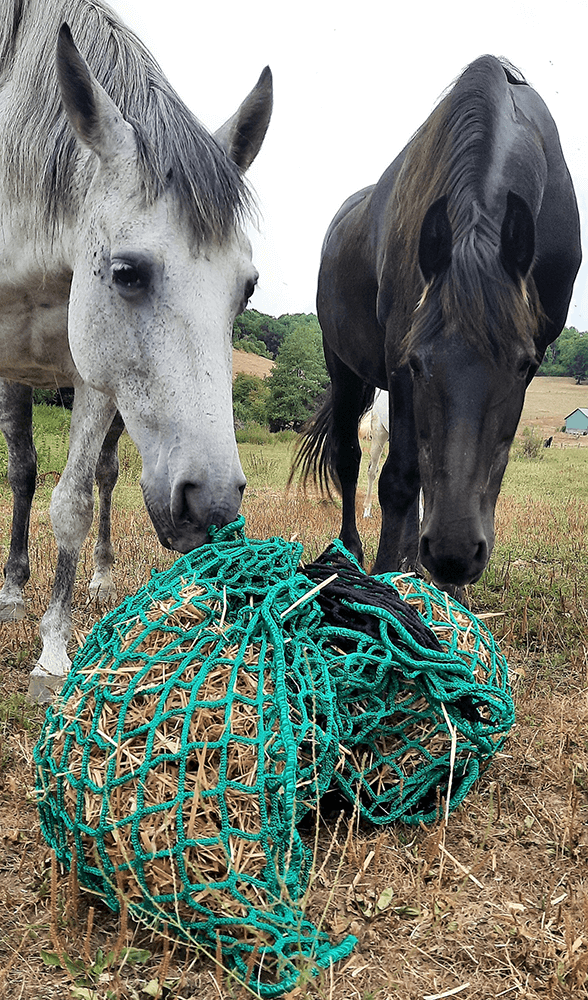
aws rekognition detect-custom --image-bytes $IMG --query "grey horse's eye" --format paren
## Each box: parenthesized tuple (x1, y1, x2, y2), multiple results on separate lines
(239, 275, 258, 313)
(111, 260, 150, 298)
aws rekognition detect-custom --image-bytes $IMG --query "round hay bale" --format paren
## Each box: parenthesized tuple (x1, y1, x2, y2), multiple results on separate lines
(34, 528, 353, 994)
(34, 519, 513, 995)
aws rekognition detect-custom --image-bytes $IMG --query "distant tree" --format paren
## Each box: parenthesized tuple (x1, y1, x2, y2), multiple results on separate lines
(539, 326, 586, 379)
(538, 342, 560, 375)
(235, 337, 272, 356)
(266, 324, 329, 431)
(557, 328, 588, 383)
(232, 372, 270, 425)
(568, 340, 588, 384)
(233, 309, 322, 360)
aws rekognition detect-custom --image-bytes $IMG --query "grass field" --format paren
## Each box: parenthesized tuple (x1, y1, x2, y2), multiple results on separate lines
(0, 381, 587, 1000)
(518, 376, 588, 441)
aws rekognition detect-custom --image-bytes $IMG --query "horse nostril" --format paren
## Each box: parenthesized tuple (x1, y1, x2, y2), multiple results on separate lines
(181, 484, 204, 525)
(170, 481, 201, 529)
(419, 534, 432, 568)
(171, 478, 245, 532)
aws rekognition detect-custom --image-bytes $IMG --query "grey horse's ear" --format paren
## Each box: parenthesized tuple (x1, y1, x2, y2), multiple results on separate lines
(56, 23, 135, 161)
(215, 67, 273, 171)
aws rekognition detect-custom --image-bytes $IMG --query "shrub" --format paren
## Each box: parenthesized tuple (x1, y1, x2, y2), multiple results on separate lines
(232, 373, 270, 426)
(513, 426, 544, 460)
(235, 423, 297, 446)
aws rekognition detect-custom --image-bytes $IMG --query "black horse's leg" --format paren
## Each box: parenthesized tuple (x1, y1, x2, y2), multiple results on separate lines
(372, 370, 421, 574)
(0, 381, 37, 621)
(89, 410, 125, 603)
(397, 493, 421, 572)
(325, 347, 371, 564)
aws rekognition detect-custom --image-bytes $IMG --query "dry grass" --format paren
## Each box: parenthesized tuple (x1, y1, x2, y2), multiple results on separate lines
(1, 454, 588, 998)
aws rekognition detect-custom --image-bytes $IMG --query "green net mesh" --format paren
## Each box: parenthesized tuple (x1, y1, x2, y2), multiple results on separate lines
(34, 517, 514, 995)
(325, 568, 513, 824)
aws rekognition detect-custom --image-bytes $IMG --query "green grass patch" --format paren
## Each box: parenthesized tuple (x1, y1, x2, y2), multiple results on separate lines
(0, 692, 44, 739)
(0, 404, 71, 495)
(503, 445, 588, 503)
(235, 422, 297, 446)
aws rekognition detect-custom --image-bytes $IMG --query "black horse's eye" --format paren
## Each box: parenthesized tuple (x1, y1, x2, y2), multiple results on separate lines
(408, 355, 423, 378)
(111, 260, 150, 298)
(517, 356, 537, 380)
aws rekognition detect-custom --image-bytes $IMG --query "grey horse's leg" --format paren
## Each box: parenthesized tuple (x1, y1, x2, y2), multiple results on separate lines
(28, 385, 117, 702)
(89, 410, 125, 602)
(0, 381, 37, 621)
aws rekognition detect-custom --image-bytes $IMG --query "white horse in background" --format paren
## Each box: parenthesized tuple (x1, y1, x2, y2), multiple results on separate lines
(362, 390, 389, 518)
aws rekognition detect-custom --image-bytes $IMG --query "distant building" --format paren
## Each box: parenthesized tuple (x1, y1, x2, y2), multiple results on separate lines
(564, 407, 588, 433)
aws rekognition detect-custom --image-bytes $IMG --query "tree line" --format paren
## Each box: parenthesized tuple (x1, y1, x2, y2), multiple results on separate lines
(233, 314, 588, 431)
(539, 327, 588, 383)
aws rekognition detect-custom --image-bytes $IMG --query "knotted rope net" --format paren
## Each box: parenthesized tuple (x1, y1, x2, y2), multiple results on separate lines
(34, 517, 513, 995)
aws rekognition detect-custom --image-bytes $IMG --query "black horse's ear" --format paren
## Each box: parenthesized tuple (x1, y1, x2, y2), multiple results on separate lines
(419, 196, 453, 282)
(500, 190, 535, 282)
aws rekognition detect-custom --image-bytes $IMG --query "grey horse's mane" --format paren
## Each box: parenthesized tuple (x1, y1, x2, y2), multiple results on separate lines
(0, 0, 249, 242)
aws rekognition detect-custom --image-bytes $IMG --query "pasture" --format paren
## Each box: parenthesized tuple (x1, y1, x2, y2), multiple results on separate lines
(0, 385, 587, 1000)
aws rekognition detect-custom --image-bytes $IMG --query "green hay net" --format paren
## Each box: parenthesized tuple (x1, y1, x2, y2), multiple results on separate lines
(34, 517, 514, 996)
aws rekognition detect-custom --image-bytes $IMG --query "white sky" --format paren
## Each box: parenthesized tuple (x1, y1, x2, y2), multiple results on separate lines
(113, 0, 587, 329)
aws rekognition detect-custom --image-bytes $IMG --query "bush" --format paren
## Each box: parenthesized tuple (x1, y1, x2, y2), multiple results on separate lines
(32, 387, 74, 408)
(513, 426, 544, 460)
(232, 373, 270, 426)
(235, 422, 297, 446)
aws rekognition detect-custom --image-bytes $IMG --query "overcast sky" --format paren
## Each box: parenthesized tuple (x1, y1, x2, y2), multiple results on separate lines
(113, 0, 587, 329)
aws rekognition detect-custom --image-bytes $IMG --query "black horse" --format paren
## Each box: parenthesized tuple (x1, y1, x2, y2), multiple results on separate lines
(293, 56, 581, 589)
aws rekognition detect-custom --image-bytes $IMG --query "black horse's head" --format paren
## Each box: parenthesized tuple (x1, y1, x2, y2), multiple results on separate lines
(406, 192, 540, 589)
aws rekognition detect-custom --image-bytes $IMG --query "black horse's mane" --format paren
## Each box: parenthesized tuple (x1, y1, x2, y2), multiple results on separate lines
(394, 55, 542, 363)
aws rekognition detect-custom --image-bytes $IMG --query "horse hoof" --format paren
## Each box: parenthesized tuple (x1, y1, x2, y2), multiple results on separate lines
(26, 665, 67, 704)
(89, 576, 118, 604)
(0, 597, 26, 622)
